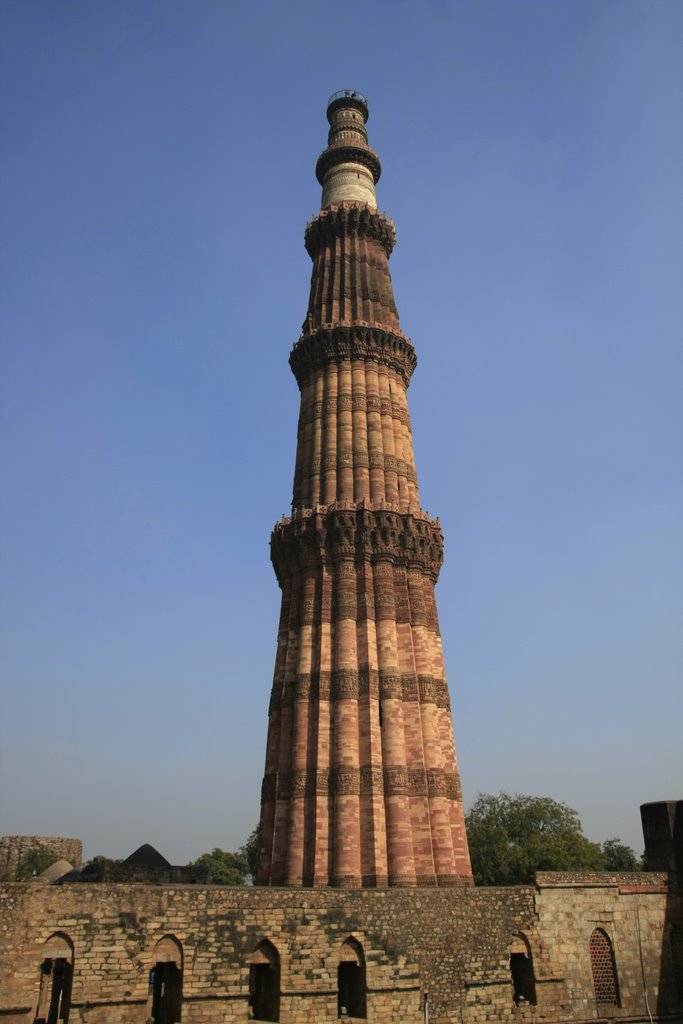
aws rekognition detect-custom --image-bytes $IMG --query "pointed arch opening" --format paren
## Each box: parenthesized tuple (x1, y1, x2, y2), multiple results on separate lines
(149, 935, 183, 1024)
(249, 940, 280, 1022)
(590, 928, 620, 1007)
(508, 932, 536, 1006)
(34, 933, 74, 1024)
(338, 937, 367, 1019)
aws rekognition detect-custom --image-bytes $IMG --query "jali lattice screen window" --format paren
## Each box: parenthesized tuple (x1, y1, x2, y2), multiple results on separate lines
(590, 928, 620, 1007)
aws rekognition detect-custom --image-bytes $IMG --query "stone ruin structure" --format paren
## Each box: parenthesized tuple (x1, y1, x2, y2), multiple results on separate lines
(0, 837, 83, 882)
(0, 91, 681, 1024)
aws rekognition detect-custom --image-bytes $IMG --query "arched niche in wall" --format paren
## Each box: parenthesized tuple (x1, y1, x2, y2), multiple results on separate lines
(248, 940, 280, 1022)
(148, 935, 183, 1024)
(34, 933, 74, 1024)
(589, 928, 620, 1008)
(508, 932, 537, 1006)
(337, 937, 367, 1019)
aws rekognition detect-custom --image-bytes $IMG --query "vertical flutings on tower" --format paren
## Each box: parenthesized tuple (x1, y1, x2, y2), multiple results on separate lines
(257, 91, 472, 888)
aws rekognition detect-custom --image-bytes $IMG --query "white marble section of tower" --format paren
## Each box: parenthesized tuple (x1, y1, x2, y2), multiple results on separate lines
(316, 90, 381, 210)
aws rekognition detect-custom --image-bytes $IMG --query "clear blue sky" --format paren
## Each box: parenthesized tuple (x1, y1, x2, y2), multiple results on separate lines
(1, 1, 681, 864)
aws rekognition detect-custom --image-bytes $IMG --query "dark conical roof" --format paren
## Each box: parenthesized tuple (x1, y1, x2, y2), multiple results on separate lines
(124, 843, 170, 867)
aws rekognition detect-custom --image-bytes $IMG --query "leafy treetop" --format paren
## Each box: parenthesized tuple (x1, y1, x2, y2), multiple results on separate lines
(189, 825, 260, 885)
(15, 848, 57, 880)
(601, 837, 641, 872)
(465, 792, 640, 886)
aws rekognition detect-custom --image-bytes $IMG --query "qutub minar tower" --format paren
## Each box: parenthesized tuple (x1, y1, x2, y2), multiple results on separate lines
(257, 90, 473, 889)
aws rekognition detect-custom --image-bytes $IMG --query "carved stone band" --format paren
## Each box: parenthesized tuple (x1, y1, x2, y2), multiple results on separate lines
(304, 204, 396, 259)
(334, 590, 358, 617)
(384, 767, 423, 796)
(332, 767, 361, 795)
(261, 767, 459, 802)
(360, 766, 384, 794)
(305, 449, 417, 476)
(271, 506, 444, 582)
(381, 767, 459, 799)
(299, 396, 410, 428)
(271, 671, 449, 709)
(331, 668, 359, 700)
(290, 326, 417, 388)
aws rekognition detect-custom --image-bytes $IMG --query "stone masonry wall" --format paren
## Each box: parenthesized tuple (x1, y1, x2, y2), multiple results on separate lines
(0, 836, 83, 880)
(1, 877, 681, 1024)
(534, 873, 682, 1019)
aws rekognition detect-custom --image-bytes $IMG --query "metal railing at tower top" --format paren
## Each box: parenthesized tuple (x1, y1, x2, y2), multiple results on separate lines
(327, 89, 368, 111)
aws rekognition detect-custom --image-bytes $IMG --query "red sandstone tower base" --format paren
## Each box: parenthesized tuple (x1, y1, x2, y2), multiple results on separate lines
(257, 91, 472, 888)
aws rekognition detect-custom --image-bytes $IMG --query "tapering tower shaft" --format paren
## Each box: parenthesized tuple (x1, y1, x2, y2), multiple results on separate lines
(258, 91, 472, 888)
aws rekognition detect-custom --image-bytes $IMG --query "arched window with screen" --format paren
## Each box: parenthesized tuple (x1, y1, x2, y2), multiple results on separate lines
(590, 928, 620, 1007)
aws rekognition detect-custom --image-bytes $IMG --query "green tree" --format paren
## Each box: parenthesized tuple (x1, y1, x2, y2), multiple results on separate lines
(15, 848, 57, 880)
(601, 837, 641, 871)
(465, 792, 605, 886)
(190, 847, 249, 885)
(240, 824, 260, 881)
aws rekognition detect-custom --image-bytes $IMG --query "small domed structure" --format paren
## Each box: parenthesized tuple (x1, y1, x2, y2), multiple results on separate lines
(35, 859, 74, 883)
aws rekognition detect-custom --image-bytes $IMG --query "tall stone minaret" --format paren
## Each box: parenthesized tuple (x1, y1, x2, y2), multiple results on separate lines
(257, 91, 472, 889)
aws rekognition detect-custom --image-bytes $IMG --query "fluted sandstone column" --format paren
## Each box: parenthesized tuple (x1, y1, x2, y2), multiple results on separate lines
(258, 90, 472, 888)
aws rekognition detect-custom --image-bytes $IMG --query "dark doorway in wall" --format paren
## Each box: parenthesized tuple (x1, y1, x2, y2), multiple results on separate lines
(338, 938, 367, 1019)
(34, 934, 74, 1024)
(508, 933, 537, 1006)
(148, 935, 183, 1024)
(510, 954, 537, 1005)
(151, 962, 182, 1024)
(35, 958, 73, 1024)
(249, 940, 280, 1022)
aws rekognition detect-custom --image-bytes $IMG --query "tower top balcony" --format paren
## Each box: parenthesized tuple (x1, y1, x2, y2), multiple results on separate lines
(326, 89, 369, 123)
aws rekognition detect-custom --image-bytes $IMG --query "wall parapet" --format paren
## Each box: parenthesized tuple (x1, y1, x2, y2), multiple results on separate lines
(535, 870, 674, 888)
